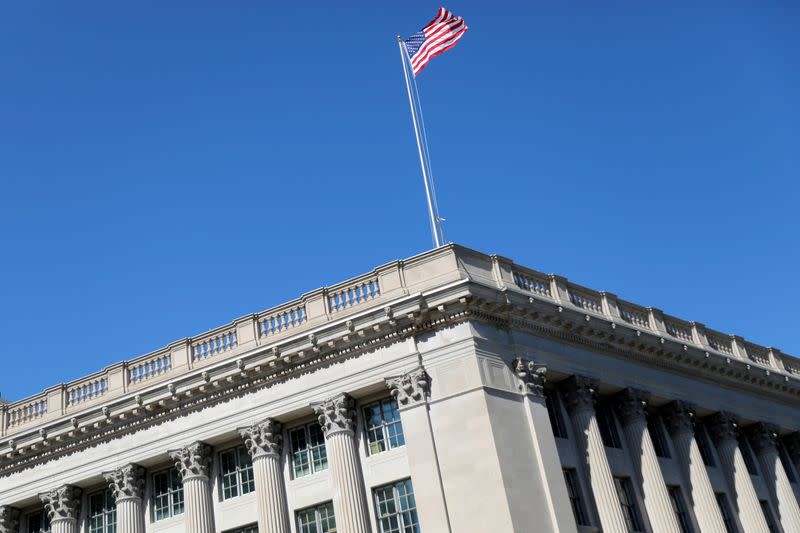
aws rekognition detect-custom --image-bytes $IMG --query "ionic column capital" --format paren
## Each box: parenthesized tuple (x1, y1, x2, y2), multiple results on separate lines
(561, 375, 599, 414)
(39, 484, 82, 522)
(103, 463, 145, 502)
(0, 506, 20, 533)
(662, 401, 696, 436)
(707, 412, 739, 445)
(747, 422, 780, 456)
(385, 366, 430, 406)
(169, 441, 212, 481)
(511, 358, 547, 398)
(613, 388, 649, 426)
(239, 419, 283, 459)
(311, 393, 356, 437)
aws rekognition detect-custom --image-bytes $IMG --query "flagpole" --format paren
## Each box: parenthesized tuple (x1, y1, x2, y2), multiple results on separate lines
(397, 36, 444, 248)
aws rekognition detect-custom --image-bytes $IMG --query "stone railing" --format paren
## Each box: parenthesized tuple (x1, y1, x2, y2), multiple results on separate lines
(2, 244, 798, 437)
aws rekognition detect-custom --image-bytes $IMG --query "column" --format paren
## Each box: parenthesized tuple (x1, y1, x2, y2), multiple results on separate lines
(511, 358, 578, 533)
(561, 375, 629, 532)
(39, 485, 81, 533)
(748, 423, 800, 532)
(311, 393, 371, 533)
(169, 441, 216, 533)
(663, 401, 727, 533)
(707, 412, 770, 533)
(614, 389, 681, 533)
(0, 506, 20, 533)
(385, 366, 452, 533)
(103, 464, 146, 533)
(240, 419, 290, 533)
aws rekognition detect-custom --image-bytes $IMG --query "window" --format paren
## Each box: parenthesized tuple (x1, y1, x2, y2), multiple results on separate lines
(695, 424, 716, 467)
(220, 445, 255, 500)
(89, 489, 117, 533)
(545, 389, 569, 439)
(297, 501, 337, 533)
(738, 436, 759, 475)
(648, 415, 671, 458)
(597, 401, 622, 449)
(760, 500, 779, 533)
(374, 478, 420, 533)
(614, 477, 644, 532)
(779, 443, 797, 483)
(563, 468, 590, 526)
(290, 422, 328, 478)
(667, 486, 693, 533)
(153, 468, 184, 521)
(27, 510, 50, 533)
(226, 526, 258, 533)
(364, 399, 405, 455)
(715, 493, 737, 533)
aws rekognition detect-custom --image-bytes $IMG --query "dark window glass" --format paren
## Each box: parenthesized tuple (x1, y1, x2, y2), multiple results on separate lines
(715, 493, 737, 533)
(563, 469, 590, 526)
(695, 424, 716, 467)
(597, 401, 622, 449)
(364, 399, 405, 455)
(667, 486, 693, 533)
(545, 390, 569, 439)
(89, 489, 116, 533)
(374, 478, 420, 533)
(614, 477, 644, 532)
(220, 445, 255, 500)
(27, 510, 51, 533)
(153, 468, 185, 521)
(297, 501, 336, 533)
(739, 436, 759, 475)
(648, 415, 671, 458)
(760, 501, 779, 533)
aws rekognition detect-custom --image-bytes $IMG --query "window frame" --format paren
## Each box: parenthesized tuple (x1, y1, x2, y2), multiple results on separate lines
(289, 421, 329, 479)
(667, 486, 693, 533)
(152, 467, 185, 521)
(614, 476, 645, 533)
(738, 436, 759, 476)
(296, 501, 337, 533)
(363, 398, 405, 456)
(545, 389, 569, 439)
(760, 500, 779, 533)
(597, 400, 623, 449)
(562, 468, 590, 526)
(223, 526, 258, 533)
(27, 510, 51, 533)
(648, 414, 671, 459)
(373, 478, 420, 533)
(88, 488, 117, 533)
(715, 493, 738, 533)
(219, 444, 255, 501)
(695, 423, 716, 467)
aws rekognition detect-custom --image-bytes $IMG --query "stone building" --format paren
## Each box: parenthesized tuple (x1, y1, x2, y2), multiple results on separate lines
(0, 244, 798, 533)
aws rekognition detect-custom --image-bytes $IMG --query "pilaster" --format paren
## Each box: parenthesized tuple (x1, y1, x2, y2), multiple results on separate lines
(39, 485, 81, 533)
(103, 464, 146, 533)
(169, 441, 215, 533)
(707, 412, 770, 533)
(748, 423, 800, 533)
(614, 389, 681, 533)
(662, 402, 727, 533)
(562, 375, 629, 532)
(312, 393, 371, 533)
(240, 419, 290, 533)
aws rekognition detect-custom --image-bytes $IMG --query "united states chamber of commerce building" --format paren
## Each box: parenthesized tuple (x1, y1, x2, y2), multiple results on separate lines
(0, 245, 799, 533)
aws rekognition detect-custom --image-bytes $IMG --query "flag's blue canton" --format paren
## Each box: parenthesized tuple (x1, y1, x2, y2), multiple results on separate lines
(404, 31, 425, 58)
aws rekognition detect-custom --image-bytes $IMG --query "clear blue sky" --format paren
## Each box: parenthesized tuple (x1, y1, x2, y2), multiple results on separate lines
(0, 2, 797, 401)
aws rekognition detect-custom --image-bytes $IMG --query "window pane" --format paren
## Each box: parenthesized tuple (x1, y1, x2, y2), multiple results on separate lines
(563, 469, 589, 526)
(374, 479, 418, 533)
(365, 399, 405, 455)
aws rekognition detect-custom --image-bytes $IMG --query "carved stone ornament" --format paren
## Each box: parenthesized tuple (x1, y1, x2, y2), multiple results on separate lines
(39, 485, 82, 522)
(614, 388, 649, 426)
(707, 412, 739, 445)
(747, 422, 779, 456)
(385, 366, 430, 406)
(561, 375, 599, 414)
(512, 358, 547, 398)
(169, 441, 212, 481)
(103, 463, 145, 501)
(0, 506, 20, 533)
(311, 393, 356, 436)
(239, 419, 283, 459)
(663, 401, 696, 436)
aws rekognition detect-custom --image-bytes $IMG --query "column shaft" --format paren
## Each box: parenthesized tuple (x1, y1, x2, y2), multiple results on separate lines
(50, 518, 77, 533)
(563, 377, 629, 532)
(253, 455, 291, 533)
(184, 477, 216, 533)
(615, 391, 681, 533)
(709, 414, 770, 533)
(750, 424, 800, 533)
(327, 431, 371, 533)
(664, 404, 727, 533)
(116, 499, 145, 533)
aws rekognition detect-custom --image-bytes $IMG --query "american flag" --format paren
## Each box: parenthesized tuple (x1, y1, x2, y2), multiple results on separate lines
(404, 7, 468, 76)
